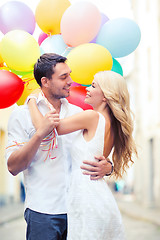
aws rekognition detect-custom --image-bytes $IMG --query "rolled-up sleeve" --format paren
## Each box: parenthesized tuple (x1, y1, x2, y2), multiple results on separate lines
(5, 107, 29, 161)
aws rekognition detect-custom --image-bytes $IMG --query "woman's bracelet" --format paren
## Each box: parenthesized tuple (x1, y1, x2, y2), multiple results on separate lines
(105, 160, 114, 176)
(25, 95, 38, 104)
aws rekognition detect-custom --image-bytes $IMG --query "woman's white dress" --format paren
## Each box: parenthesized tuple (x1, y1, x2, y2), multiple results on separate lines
(67, 113, 125, 240)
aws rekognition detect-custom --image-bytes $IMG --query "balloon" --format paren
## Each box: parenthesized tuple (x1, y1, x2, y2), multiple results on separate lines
(38, 32, 48, 45)
(111, 58, 123, 76)
(67, 43, 113, 85)
(21, 71, 34, 82)
(17, 78, 39, 106)
(40, 34, 73, 57)
(0, 66, 9, 71)
(67, 86, 93, 110)
(90, 12, 109, 43)
(0, 30, 40, 72)
(0, 53, 3, 66)
(35, 0, 71, 35)
(96, 18, 141, 58)
(0, 70, 24, 108)
(61, 2, 101, 47)
(0, 1, 35, 35)
(10, 69, 34, 78)
(71, 82, 81, 87)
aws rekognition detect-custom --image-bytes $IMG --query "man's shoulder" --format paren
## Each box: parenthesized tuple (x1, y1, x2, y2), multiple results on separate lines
(9, 104, 29, 121)
(67, 102, 83, 113)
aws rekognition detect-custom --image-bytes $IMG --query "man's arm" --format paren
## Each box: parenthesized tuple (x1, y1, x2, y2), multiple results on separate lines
(8, 131, 44, 176)
(81, 156, 113, 180)
(7, 109, 59, 176)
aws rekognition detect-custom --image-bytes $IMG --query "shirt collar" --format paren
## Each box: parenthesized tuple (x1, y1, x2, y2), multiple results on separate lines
(37, 92, 69, 117)
(37, 92, 69, 104)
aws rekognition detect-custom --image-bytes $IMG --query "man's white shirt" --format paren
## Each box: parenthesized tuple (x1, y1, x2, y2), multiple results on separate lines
(6, 93, 82, 214)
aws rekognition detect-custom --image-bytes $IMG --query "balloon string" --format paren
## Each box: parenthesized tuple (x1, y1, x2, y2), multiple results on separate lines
(61, 46, 72, 56)
(23, 77, 35, 90)
(23, 77, 34, 83)
(40, 90, 58, 161)
(6, 131, 57, 162)
(6, 141, 27, 149)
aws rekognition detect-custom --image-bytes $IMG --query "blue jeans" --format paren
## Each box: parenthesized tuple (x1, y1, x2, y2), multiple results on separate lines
(24, 208, 67, 240)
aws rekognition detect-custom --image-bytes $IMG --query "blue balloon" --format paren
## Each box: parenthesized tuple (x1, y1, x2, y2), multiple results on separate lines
(40, 34, 73, 57)
(96, 18, 141, 58)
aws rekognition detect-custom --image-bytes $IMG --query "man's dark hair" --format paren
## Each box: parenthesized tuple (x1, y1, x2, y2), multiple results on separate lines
(34, 53, 67, 87)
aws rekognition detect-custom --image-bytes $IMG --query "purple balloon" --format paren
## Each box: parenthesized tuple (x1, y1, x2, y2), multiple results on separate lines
(0, 1, 35, 35)
(90, 12, 109, 43)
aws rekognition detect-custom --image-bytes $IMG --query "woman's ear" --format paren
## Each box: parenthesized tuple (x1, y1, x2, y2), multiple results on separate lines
(103, 97, 107, 102)
(41, 77, 49, 88)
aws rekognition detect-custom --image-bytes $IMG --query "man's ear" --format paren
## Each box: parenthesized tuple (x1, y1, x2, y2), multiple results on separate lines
(41, 77, 49, 88)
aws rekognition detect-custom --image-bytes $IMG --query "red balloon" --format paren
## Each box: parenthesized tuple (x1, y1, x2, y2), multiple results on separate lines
(67, 86, 93, 110)
(0, 70, 24, 109)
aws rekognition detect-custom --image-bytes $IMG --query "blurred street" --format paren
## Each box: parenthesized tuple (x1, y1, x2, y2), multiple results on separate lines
(0, 210, 160, 240)
(0, 196, 160, 240)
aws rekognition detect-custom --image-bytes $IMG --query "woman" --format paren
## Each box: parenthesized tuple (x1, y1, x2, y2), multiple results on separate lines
(28, 70, 137, 239)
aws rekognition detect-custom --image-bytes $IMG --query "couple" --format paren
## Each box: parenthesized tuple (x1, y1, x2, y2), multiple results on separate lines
(6, 53, 136, 240)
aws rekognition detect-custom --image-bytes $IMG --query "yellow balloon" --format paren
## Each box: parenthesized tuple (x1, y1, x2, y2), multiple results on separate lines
(0, 30, 40, 72)
(17, 77, 39, 105)
(67, 43, 113, 85)
(35, 0, 71, 35)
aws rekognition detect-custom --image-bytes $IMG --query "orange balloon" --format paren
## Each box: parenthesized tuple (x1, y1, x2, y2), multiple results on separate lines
(35, 0, 71, 35)
(0, 53, 4, 66)
(0, 65, 9, 70)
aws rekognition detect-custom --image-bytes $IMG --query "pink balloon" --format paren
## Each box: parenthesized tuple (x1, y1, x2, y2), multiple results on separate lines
(38, 32, 48, 45)
(71, 81, 81, 87)
(0, 1, 35, 35)
(61, 2, 101, 47)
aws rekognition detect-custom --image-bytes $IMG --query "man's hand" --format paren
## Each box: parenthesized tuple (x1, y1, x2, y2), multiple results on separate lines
(81, 156, 113, 180)
(36, 110, 60, 139)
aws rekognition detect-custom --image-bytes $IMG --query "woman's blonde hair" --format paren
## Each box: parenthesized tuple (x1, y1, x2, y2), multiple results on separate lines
(94, 70, 137, 179)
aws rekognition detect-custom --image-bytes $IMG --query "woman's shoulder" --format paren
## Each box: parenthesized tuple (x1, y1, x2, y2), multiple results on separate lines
(83, 110, 99, 118)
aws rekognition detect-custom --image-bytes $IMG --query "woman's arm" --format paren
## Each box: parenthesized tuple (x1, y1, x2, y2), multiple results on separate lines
(28, 98, 59, 131)
(57, 110, 99, 135)
(28, 98, 99, 134)
(28, 98, 44, 129)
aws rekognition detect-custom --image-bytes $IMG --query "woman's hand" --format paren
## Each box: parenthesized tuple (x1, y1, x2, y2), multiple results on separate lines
(36, 110, 60, 139)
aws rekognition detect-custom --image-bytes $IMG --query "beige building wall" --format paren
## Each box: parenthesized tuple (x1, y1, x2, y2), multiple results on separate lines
(0, 105, 20, 204)
(132, 0, 160, 207)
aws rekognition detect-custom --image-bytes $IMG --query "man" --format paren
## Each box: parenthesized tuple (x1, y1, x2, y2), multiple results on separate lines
(6, 53, 113, 240)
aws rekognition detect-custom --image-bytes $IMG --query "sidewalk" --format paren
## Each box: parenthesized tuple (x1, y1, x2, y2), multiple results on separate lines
(0, 196, 160, 227)
(0, 202, 24, 226)
(115, 193, 160, 227)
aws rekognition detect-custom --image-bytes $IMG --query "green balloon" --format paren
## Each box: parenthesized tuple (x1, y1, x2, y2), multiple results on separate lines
(111, 58, 123, 76)
(81, 84, 91, 87)
(10, 69, 33, 77)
